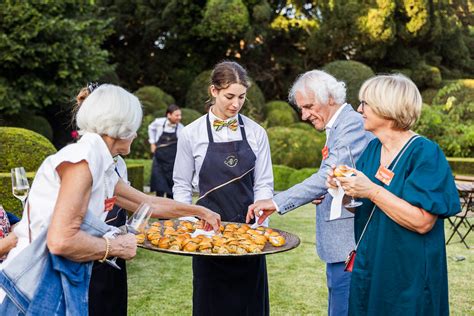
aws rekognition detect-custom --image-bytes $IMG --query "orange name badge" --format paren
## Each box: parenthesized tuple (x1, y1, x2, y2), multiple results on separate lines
(322, 146, 329, 160)
(375, 165, 395, 186)
(104, 196, 117, 212)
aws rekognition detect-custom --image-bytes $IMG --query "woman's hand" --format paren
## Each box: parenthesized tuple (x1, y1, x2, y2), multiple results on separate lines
(198, 207, 221, 232)
(110, 233, 137, 260)
(337, 170, 379, 199)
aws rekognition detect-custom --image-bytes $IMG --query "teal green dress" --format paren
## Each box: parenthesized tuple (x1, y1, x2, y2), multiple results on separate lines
(349, 136, 460, 316)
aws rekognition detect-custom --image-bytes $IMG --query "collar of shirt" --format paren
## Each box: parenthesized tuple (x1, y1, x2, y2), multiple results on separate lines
(209, 108, 238, 128)
(325, 103, 348, 139)
(78, 132, 115, 175)
(166, 119, 177, 128)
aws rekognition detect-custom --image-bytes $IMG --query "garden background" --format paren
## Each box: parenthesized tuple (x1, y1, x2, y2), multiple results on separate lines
(0, 1, 473, 315)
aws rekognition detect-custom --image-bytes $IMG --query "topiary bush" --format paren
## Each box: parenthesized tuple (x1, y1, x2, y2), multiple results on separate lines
(181, 108, 203, 126)
(126, 159, 153, 186)
(127, 164, 144, 191)
(272, 165, 296, 191)
(185, 69, 266, 121)
(411, 63, 442, 89)
(290, 122, 313, 132)
(0, 172, 35, 218)
(267, 127, 325, 169)
(134, 86, 176, 117)
(0, 127, 56, 173)
(287, 168, 318, 188)
(322, 60, 375, 109)
(129, 115, 155, 159)
(0, 114, 54, 141)
(265, 100, 295, 116)
(266, 109, 296, 127)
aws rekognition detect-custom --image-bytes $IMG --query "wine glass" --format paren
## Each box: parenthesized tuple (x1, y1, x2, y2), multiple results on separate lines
(11, 167, 30, 210)
(105, 203, 152, 269)
(336, 147, 363, 208)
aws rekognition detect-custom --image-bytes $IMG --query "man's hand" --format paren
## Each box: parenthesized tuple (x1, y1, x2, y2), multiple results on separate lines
(199, 207, 221, 232)
(150, 144, 157, 154)
(312, 195, 325, 205)
(246, 199, 276, 225)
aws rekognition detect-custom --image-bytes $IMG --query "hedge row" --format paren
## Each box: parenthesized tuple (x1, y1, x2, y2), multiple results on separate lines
(448, 157, 474, 176)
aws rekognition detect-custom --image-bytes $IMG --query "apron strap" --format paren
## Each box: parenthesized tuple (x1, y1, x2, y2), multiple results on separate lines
(237, 114, 247, 141)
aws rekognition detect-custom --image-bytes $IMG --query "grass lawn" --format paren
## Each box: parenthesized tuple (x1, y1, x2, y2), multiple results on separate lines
(128, 203, 474, 315)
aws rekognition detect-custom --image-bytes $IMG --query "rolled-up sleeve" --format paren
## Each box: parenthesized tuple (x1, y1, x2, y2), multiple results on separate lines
(172, 129, 195, 204)
(253, 128, 274, 201)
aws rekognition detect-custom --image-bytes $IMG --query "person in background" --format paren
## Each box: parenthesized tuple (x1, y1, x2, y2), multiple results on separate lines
(0, 84, 220, 315)
(88, 155, 129, 315)
(148, 104, 184, 199)
(247, 70, 373, 316)
(328, 74, 460, 315)
(173, 61, 274, 316)
(0, 206, 18, 259)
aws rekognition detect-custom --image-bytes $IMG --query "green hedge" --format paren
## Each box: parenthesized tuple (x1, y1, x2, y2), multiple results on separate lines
(272, 165, 296, 191)
(287, 168, 318, 188)
(134, 86, 175, 117)
(126, 159, 153, 186)
(447, 157, 474, 175)
(0, 114, 53, 141)
(290, 122, 313, 132)
(181, 108, 202, 125)
(127, 164, 144, 191)
(0, 127, 56, 173)
(0, 172, 35, 218)
(268, 127, 325, 169)
(266, 109, 296, 127)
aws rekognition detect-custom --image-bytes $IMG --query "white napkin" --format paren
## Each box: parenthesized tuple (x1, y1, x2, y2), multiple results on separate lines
(190, 229, 216, 238)
(327, 180, 345, 220)
(178, 216, 199, 223)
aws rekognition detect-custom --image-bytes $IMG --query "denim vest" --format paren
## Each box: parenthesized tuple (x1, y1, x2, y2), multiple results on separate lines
(0, 211, 115, 315)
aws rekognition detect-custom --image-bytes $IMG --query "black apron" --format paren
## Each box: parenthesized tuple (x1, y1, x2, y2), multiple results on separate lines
(150, 120, 178, 196)
(89, 167, 128, 316)
(192, 114, 269, 316)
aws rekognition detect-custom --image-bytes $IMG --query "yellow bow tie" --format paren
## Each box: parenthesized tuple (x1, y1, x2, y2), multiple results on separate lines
(213, 118, 238, 132)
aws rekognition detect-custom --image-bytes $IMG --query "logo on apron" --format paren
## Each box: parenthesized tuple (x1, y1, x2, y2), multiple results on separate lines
(224, 155, 239, 167)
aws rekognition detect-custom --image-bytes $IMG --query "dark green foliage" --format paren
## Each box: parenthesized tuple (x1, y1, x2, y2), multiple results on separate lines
(421, 88, 439, 104)
(181, 108, 203, 126)
(266, 109, 297, 127)
(126, 159, 153, 187)
(0, 114, 53, 141)
(185, 69, 266, 121)
(134, 86, 176, 117)
(410, 63, 442, 89)
(0, 172, 35, 218)
(447, 158, 474, 176)
(287, 168, 318, 188)
(126, 164, 144, 191)
(267, 127, 325, 169)
(272, 165, 296, 191)
(129, 115, 155, 160)
(322, 61, 375, 108)
(0, 127, 56, 172)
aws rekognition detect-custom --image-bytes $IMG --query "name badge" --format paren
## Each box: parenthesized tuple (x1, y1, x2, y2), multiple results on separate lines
(104, 196, 117, 212)
(375, 165, 394, 186)
(322, 146, 329, 160)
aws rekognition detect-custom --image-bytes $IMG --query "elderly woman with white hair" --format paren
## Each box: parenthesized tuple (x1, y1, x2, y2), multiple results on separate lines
(0, 84, 220, 315)
(328, 74, 460, 315)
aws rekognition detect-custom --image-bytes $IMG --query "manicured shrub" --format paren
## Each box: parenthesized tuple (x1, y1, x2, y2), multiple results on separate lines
(185, 69, 266, 121)
(134, 86, 175, 117)
(126, 159, 153, 186)
(0, 114, 53, 141)
(129, 115, 155, 159)
(290, 122, 313, 132)
(411, 63, 442, 89)
(266, 109, 296, 127)
(0, 172, 35, 218)
(265, 100, 295, 116)
(322, 60, 375, 109)
(267, 127, 325, 169)
(447, 157, 474, 175)
(0, 127, 56, 172)
(287, 168, 318, 188)
(181, 108, 203, 126)
(127, 164, 144, 191)
(272, 165, 296, 191)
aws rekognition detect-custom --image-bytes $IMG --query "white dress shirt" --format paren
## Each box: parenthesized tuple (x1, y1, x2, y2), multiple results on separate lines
(148, 117, 184, 144)
(2, 133, 119, 269)
(173, 110, 274, 205)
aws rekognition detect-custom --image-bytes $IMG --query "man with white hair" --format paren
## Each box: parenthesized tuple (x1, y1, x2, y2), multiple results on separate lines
(247, 70, 373, 315)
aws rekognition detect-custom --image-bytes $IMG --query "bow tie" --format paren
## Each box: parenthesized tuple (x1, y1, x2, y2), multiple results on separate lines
(213, 118, 238, 132)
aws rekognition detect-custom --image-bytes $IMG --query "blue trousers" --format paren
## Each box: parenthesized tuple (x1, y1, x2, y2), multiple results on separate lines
(326, 262, 351, 316)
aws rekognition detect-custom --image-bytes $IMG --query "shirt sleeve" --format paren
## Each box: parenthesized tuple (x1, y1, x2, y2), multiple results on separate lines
(253, 127, 274, 201)
(172, 128, 195, 204)
(401, 139, 461, 218)
(148, 119, 164, 144)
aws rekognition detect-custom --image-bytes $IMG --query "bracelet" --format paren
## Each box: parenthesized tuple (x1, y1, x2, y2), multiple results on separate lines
(99, 236, 110, 263)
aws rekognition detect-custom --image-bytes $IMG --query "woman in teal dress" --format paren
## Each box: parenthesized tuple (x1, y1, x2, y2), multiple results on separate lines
(328, 74, 460, 315)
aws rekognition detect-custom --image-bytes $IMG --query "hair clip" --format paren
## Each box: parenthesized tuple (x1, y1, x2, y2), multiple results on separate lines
(87, 82, 99, 93)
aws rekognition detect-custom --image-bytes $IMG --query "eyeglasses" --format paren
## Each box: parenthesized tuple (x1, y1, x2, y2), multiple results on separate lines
(359, 100, 368, 112)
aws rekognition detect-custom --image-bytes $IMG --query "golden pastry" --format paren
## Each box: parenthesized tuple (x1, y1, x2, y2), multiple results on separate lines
(158, 237, 171, 249)
(269, 235, 286, 247)
(136, 233, 145, 244)
(151, 221, 161, 227)
(334, 165, 354, 177)
(184, 242, 199, 252)
(164, 220, 174, 227)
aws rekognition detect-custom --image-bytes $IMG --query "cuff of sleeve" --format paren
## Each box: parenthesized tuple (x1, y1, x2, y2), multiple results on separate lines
(272, 200, 282, 214)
